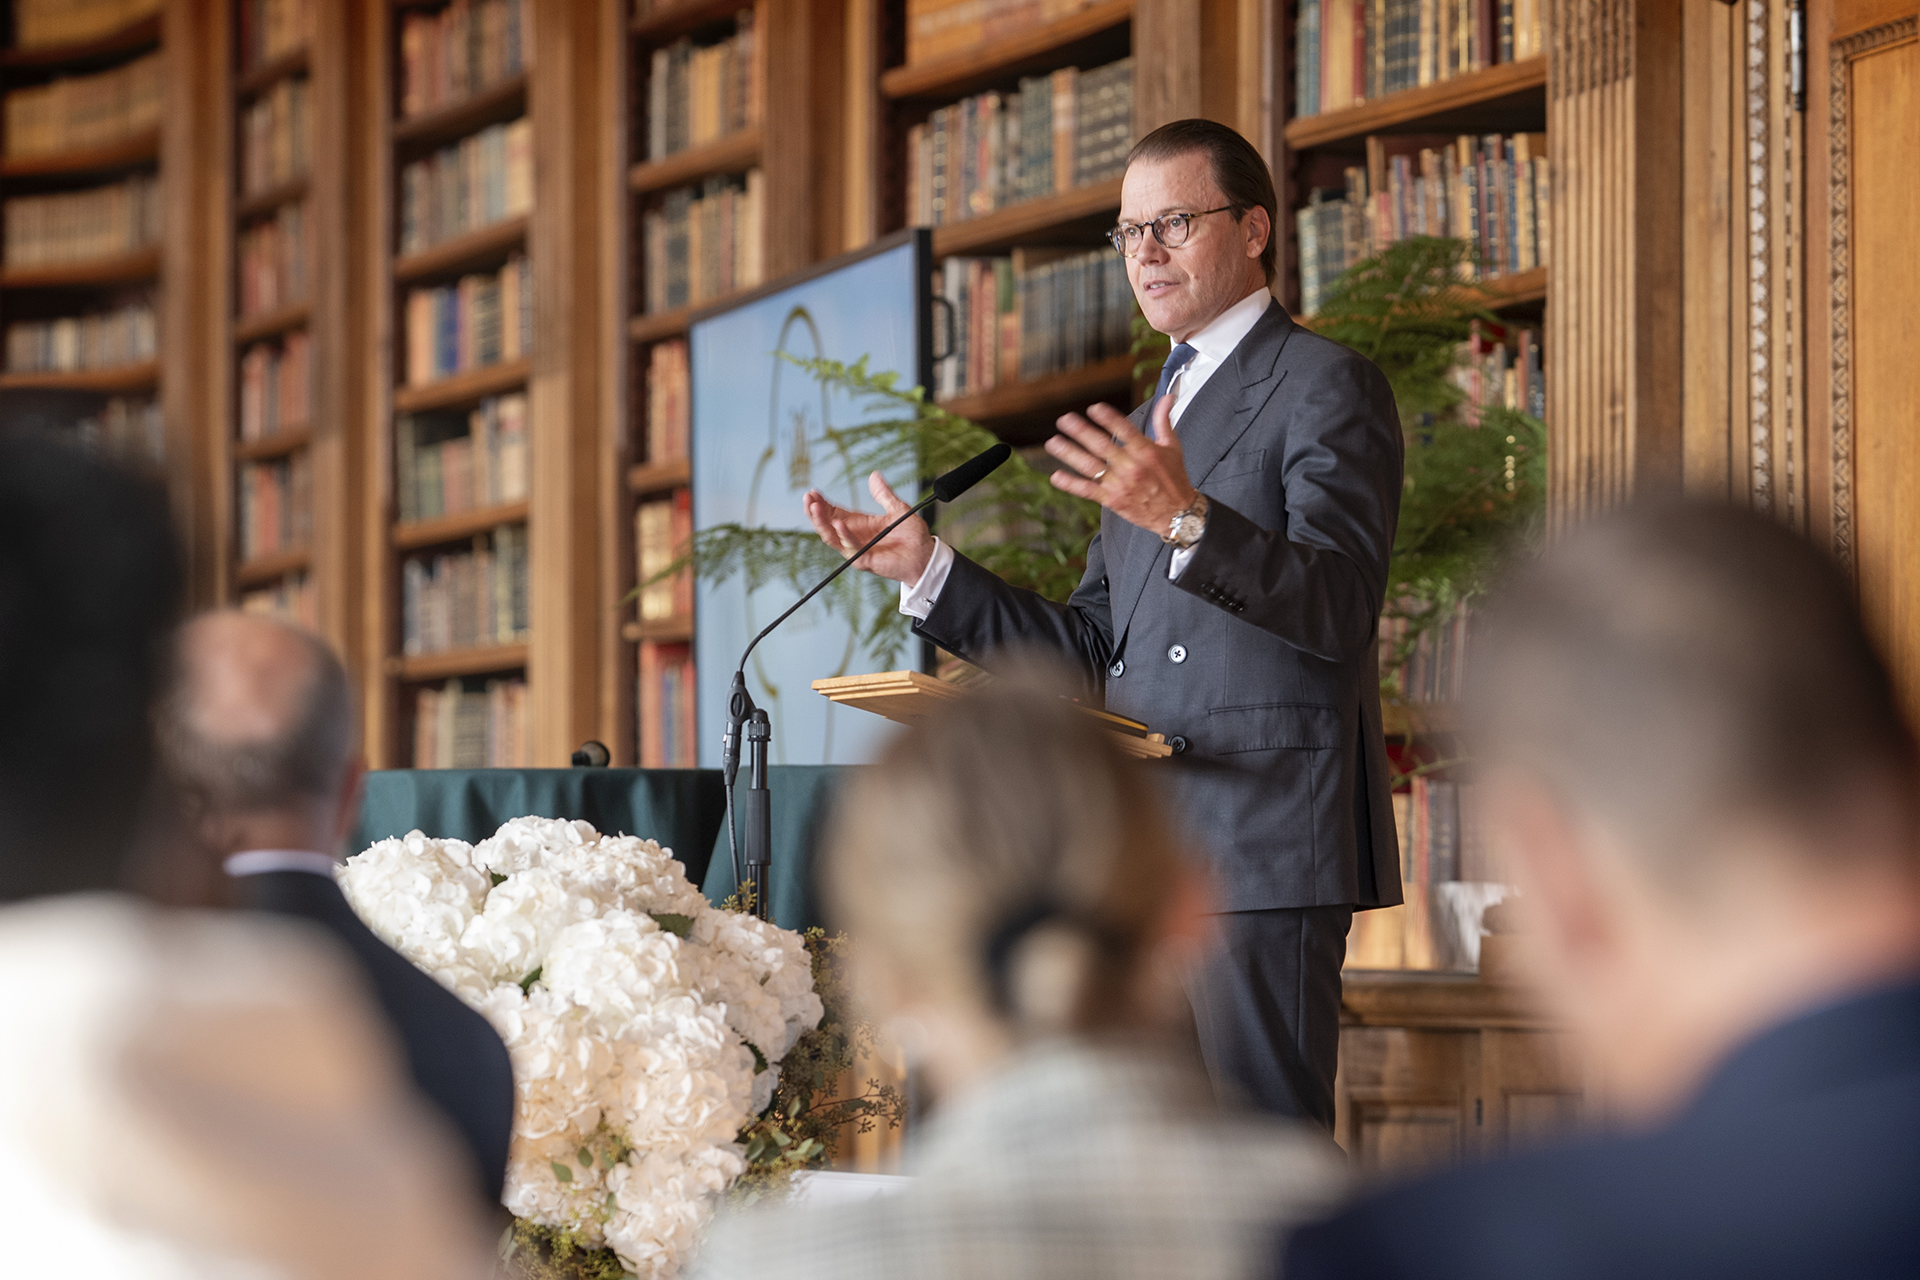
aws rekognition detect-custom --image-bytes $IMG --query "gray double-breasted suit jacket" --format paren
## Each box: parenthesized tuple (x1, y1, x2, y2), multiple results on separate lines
(916, 299, 1404, 913)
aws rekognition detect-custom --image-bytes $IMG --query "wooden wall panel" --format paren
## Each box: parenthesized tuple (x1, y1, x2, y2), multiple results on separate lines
(1134, 0, 1203, 133)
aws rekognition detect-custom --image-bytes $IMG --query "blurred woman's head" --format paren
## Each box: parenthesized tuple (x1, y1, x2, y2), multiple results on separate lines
(825, 663, 1207, 1095)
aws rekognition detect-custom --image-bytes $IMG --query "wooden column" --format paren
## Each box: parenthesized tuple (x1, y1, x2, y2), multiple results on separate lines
(528, 0, 607, 765)
(1546, 0, 1685, 522)
(1135, 0, 1203, 132)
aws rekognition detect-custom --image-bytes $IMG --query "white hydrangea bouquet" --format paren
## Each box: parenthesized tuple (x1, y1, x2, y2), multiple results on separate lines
(338, 816, 824, 1279)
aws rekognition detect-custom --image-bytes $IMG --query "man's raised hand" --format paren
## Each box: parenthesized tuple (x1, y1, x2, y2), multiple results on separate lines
(1044, 394, 1199, 535)
(801, 471, 936, 585)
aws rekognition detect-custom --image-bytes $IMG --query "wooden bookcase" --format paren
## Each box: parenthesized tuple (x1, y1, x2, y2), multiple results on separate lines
(358, 0, 609, 769)
(611, 0, 845, 766)
(0, 7, 184, 518)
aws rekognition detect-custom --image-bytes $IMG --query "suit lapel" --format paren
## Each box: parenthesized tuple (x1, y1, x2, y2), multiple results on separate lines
(1107, 305, 1297, 646)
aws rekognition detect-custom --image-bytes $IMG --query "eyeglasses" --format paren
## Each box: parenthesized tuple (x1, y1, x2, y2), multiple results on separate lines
(1108, 207, 1235, 256)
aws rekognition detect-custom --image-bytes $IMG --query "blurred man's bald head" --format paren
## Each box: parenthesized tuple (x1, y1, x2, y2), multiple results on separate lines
(161, 612, 355, 814)
(1471, 502, 1920, 893)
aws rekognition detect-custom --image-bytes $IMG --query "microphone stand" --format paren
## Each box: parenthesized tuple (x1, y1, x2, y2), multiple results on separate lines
(722, 489, 939, 919)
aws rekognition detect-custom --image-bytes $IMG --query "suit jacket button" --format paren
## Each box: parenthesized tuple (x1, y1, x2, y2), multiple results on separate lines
(1168, 644, 1187, 664)
(1169, 735, 1190, 754)
(1109, 659, 1125, 678)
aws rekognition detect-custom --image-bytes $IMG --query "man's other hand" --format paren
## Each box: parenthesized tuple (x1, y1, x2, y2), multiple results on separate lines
(802, 471, 935, 585)
(1045, 394, 1199, 535)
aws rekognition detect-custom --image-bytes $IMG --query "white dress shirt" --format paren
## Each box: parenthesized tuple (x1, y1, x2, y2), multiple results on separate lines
(224, 848, 342, 878)
(902, 287, 1276, 617)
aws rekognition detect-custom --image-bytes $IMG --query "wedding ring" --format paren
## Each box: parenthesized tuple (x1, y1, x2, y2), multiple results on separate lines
(1094, 469, 1109, 482)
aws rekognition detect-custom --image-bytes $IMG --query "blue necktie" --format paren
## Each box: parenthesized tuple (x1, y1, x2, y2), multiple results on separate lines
(1148, 343, 1198, 428)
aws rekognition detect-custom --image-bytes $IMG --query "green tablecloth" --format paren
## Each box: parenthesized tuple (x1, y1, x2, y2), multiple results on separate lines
(352, 767, 848, 933)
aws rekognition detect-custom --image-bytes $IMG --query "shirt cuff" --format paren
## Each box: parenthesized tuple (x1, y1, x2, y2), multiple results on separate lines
(1168, 543, 1197, 580)
(899, 537, 954, 620)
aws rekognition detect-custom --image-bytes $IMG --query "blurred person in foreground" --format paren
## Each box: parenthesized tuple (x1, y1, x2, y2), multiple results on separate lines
(160, 609, 515, 1207)
(0, 432, 491, 1279)
(1282, 502, 1920, 1280)
(693, 672, 1345, 1280)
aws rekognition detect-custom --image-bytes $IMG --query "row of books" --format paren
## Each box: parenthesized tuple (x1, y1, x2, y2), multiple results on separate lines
(239, 333, 311, 440)
(904, 0, 1100, 64)
(10, 0, 160, 50)
(1453, 321, 1543, 420)
(644, 12, 757, 163)
(1380, 596, 1471, 704)
(638, 642, 696, 768)
(413, 678, 530, 769)
(395, 393, 530, 523)
(399, 0, 529, 121)
(76, 395, 163, 463)
(400, 525, 531, 655)
(403, 253, 531, 387)
(636, 490, 693, 623)
(240, 76, 309, 197)
(904, 57, 1133, 229)
(3, 175, 159, 269)
(1295, 132, 1549, 314)
(1, 50, 161, 158)
(1294, 0, 1544, 118)
(643, 339, 690, 466)
(4, 297, 156, 373)
(236, 452, 313, 563)
(1401, 775, 1496, 884)
(933, 247, 1132, 399)
(397, 118, 533, 257)
(240, 571, 318, 631)
(240, 0, 312, 70)
(641, 173, 765, 315)
(237, 202, 309, 318)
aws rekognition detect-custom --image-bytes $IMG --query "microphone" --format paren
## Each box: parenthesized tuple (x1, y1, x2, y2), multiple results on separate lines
(720, 442, 1012, 914)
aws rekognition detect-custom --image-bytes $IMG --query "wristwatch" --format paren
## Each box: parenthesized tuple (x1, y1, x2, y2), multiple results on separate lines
(1163, 493, 1210, 548)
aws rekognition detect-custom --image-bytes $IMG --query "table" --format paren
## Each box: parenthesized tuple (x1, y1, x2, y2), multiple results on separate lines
(352, 766, 848, 932)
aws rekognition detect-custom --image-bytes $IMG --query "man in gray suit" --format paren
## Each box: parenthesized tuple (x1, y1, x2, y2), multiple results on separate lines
(803, 119, 1403, 1126)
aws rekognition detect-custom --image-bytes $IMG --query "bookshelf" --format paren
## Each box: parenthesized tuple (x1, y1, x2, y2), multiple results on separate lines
(0, 2, 169, 476)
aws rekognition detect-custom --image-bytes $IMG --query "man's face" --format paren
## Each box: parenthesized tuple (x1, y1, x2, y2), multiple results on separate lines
(1119, 150, 1269, 342)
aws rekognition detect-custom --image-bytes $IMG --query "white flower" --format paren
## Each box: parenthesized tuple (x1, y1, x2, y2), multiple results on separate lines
(342, 816, 822, 1279)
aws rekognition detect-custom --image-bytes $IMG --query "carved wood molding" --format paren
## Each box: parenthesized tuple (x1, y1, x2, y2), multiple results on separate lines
(1827, 15, 1918, 576)
(1748, 0, 1773, 514)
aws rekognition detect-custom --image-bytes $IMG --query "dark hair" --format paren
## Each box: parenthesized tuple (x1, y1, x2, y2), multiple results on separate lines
(0, 431, 181, 902)
(1127, 118, 1279, 283)
(160, 616, 356, 813)
(1471, 502, 1920, 887)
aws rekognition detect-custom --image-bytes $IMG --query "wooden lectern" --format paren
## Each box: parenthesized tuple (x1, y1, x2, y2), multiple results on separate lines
(812, 670, 1174, 760)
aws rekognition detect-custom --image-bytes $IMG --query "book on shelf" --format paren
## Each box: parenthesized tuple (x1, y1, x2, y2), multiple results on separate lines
(413, 676, 529, 768)
(4, 295, 156, 373)
(1294, 0, 1542, 118)
(904, 57, 1132, 228)
(75, 395, 163, 463)
(400, 523, 530, 655)
(638, 641, 696, 768)
(399, 0, 529, 120)
(403, 252, 531, 386)
(1345, 779, 1504, 970)
(645, 10, 757, 162)
(236, 451, 313, 562)
(397, 118, 533, 256)
(240, 0, 313, 70)
(1450, 318, 1543, 419)
(241, 76, 309, 196)
(635, 490, 693, 623)
(644, 338, 690, 466)
(8, 0, 161, 51)
(395, 392, 529, 522)
(932, 246, 1131, 399)
(241, 570, 318, 630)
(2, 176, 160, 270)
(1, 50, 162, 159)
(239, 332, 311, 440)
(1380, 595, 1473, 705)
(237, 201, 310, 317)
(1295, 131, 1547, 314)
(904, 0, 1100, 65)
(641, 172, 764, 314)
